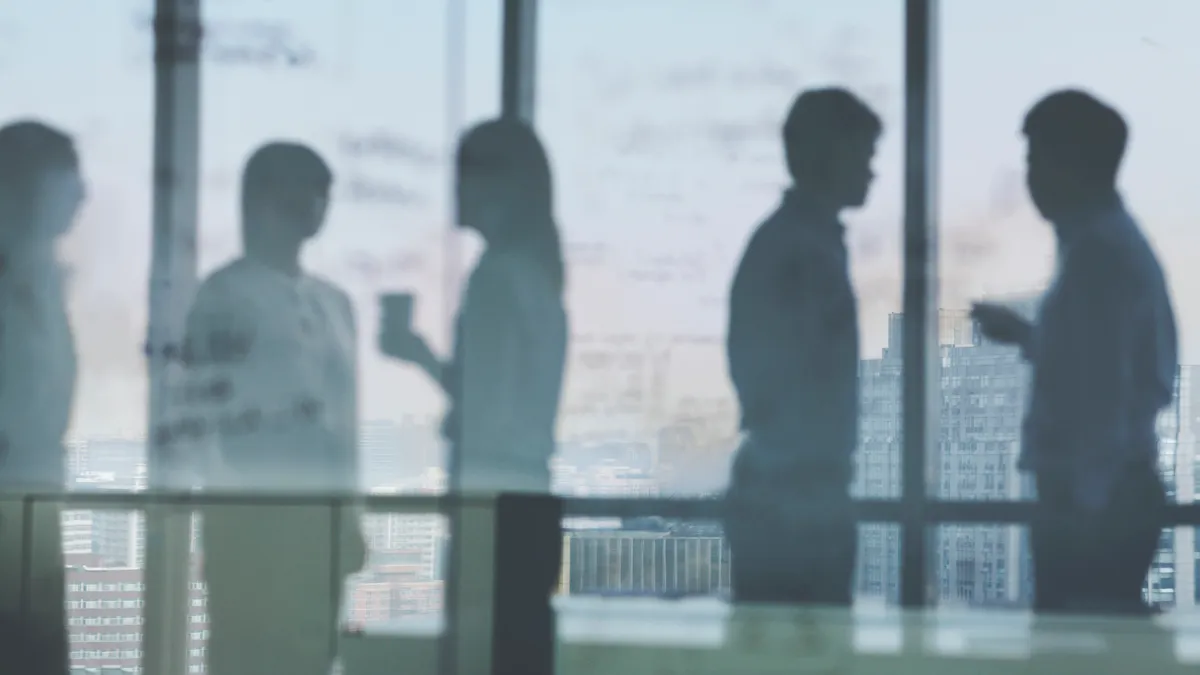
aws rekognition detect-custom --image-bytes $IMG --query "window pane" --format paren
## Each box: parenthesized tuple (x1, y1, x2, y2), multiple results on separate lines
(940, 0, 1197, 505)
(930, 523, 1195, 615)
(0, 0, 153, 468)
(187, 1, 498, 670)
(192, 0, 498, 491)
(538, 0, 904, 499)
(931, 524, 1031, 609)
(557, 518, 898, 606)
(1, 4, 154, 672)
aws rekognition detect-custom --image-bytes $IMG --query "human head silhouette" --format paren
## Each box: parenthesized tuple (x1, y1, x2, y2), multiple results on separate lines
(1022, 89, 1127, 223)
(456, 117, 563, 289)
(240, 142, 333, 249)
(0, 120, 84, 250)
(782, 88, 882, 211)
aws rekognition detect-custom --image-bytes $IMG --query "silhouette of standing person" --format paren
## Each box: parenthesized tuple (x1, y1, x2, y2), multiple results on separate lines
(380, 118, 568, 674)
(973, 90, 1176, 615)
(178, 142, 366, 674)
(0, 121, 83, 673)
(724, 89, 881, 605)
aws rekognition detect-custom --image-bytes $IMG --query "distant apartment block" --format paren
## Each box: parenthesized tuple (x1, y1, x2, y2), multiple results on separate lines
(560, 528, 730, 597)
(64, 558, 207, 673)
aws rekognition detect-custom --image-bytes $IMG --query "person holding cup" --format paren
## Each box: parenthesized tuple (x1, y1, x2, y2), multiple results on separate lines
(379, 118, 567, 494)
(379, 117, 567, 674)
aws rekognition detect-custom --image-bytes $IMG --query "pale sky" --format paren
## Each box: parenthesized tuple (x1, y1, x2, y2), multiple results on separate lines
(3, 0, 1200, 443)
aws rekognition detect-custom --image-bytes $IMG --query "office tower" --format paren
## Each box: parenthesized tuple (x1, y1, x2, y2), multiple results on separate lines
(857, 305, 1193, 608)
(858, 306, 1034, 605)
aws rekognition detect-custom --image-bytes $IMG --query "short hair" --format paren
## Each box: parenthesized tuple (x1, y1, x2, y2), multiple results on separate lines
(0, 120, 78, 193)
(783, 88, 882, 180)
(1023, 89, 1127, 186)
(240, 141, 332, 218)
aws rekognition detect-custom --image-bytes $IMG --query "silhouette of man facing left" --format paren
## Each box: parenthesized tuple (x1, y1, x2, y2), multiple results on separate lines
(0, 120, 84, 673)
(973, 90, 1176, 615)
(724, 89, 880, 605)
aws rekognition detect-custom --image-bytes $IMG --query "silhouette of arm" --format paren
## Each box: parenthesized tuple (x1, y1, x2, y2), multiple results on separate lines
(421, 352, 451, 394)
(1030, 240, 1130, 460)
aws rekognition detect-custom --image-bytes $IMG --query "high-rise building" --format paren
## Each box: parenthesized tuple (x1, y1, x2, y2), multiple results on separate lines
(64, 560, 207, 673)
(70, 439, 144, 479)
(1154, 364, 1200, 608)
(857, 306, 1196, 608)
(857, 309, 1032, 605)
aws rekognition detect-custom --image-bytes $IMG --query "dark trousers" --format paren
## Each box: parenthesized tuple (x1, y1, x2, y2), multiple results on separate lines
(723, 446, 856, 605)
(444, 493, 563, 675)
(1031, 462, 1166, 614)
(0, 501, 68, 675)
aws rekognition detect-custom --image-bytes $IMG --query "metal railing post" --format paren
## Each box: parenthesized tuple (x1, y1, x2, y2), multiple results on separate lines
(900, 0, 940, 611)
(142, 1, 202, 673)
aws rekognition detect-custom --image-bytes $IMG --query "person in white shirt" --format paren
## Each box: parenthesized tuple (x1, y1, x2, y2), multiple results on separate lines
(973, 90, 1176, 615)
(0, 121, 83, 674)
(380, 118, 567, 674)
(174, 142, 366, 674)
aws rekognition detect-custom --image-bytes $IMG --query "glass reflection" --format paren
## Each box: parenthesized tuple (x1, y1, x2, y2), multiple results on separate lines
(180, 143, 366, 674)
(0, 119, 82, 674)
(942, 0, 1196, 615)
(724, 89, 881, 606)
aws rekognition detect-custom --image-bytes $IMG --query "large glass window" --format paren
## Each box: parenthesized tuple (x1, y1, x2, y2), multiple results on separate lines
(197, 0, 499, 491)
(190, 0, 500, 650)
(1, 2, 155, 671)
(538, 0, 904, 499)
(538, 0, 904, 608)
(1, 0, 154, 464)
(938, 0, 1200, 610)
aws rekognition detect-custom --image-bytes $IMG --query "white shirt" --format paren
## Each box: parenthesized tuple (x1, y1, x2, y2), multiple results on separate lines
(172, 257, 358, 492)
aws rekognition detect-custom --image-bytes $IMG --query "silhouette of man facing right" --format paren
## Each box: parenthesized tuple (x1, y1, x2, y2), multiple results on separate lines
(973, 90, 1176, 615)
(724, 88, 880, 605)
(0, 120, 83, 674)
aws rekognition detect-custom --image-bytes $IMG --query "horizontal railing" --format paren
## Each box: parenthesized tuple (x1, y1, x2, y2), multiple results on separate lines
(9, 490, 1200, 525)
(9, 489, 1200, 674)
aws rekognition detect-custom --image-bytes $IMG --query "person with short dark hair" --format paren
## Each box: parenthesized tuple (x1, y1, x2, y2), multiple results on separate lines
(0, 120, 84, 673)
(178, 141, 366, 673)
(973, 89, 1176, 614)
(724, 88, 881, 605)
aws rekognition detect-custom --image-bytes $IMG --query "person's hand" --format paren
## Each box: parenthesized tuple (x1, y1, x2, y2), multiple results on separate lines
(379, 322, 433, 368)
(970, 302, 1032, 347)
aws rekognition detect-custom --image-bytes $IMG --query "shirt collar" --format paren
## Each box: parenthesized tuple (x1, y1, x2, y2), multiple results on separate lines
(1053, 192, 1125, 246)
(779, 186, 845, 238)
